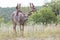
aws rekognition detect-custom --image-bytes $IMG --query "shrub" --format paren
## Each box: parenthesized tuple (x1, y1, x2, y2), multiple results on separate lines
(28, 7, 57, 24)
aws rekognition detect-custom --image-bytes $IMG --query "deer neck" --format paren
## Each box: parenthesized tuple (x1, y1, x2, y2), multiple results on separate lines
(16, 10, 19, 16)
(16, 9, 22, 16)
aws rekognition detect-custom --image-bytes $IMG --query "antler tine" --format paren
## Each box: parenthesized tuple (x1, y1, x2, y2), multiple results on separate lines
(19, 3, 21, 6)
(16, 3, 19, 9)
(29, 3, 31, 8)
(32, 3, 34, 7)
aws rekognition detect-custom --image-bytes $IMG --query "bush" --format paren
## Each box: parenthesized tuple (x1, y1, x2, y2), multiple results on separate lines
(56, 15, 60, 24)
(28, 7, 57, 24)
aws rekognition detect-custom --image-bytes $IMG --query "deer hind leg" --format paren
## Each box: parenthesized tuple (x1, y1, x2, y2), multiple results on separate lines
(13, 23, 17, 34)
(19, 24, 21, 36)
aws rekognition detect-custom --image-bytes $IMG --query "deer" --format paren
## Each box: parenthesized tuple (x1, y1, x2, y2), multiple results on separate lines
(11, 3, 36, 37)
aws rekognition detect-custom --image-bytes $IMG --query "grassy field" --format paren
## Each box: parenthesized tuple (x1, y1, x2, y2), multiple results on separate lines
(0, 24, 60, 40)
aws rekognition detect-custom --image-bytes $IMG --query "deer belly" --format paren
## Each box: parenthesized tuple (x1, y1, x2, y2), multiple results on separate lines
(13, 16, 20, 23)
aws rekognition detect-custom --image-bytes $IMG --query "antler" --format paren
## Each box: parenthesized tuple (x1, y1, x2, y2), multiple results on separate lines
(30, 3, 35, 9)
(16, 3, 21, 10)
(29, 3, 36, 12)
(16, 3, 22, 16)
(16, 3, 18, 10)
(19, 4, 21, 9)
(28, 3, 37, 16)
(31, 3, 35, 9)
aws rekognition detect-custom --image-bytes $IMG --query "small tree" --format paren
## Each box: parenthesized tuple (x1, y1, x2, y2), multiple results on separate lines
(56, 15, 60, 25)
(28, 7, 57, 25)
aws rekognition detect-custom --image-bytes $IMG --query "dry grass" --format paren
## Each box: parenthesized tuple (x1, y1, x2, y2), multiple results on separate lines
(0, 24, 60, 40)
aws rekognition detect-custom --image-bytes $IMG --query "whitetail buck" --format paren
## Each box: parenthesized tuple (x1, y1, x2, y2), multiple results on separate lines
(11, 3, 36, 36)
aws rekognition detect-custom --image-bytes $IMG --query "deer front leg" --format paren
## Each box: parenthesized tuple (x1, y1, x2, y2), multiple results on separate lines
(20, 24, 22, 36)
(20, 24, 24, 37)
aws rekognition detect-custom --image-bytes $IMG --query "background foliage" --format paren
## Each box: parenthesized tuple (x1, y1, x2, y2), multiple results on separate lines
(0, 0, 60, 25)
